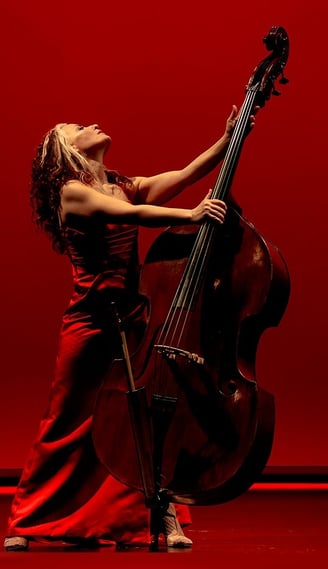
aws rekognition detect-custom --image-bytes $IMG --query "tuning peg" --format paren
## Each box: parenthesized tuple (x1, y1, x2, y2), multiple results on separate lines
(279, 76, 289, 84)
(272, 88, 281, 96)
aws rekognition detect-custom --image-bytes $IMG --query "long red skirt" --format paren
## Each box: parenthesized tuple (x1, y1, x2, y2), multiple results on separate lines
(6, 291, 191, 545)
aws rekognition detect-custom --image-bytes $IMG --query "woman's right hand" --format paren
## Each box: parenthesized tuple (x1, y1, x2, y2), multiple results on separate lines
(191, 190, 227, 224)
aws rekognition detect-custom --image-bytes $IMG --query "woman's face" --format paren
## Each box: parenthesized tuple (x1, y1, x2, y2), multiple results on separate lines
(60, 123, 111, 156)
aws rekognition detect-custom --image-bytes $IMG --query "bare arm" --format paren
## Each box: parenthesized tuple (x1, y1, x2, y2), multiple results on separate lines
(61, 182, 227, 228)
(133, 106, 240, 205)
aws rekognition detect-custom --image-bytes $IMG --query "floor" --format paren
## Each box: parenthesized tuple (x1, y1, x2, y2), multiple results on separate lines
(1, 484, 327, 568)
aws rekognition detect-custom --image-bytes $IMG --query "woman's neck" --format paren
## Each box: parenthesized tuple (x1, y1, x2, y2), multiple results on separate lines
(86, 157, 108, 185)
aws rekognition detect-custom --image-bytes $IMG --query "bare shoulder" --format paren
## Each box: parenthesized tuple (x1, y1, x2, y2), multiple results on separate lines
(131, 176, 143, 188)
(61, 180, 94, 202)
(130, 176, 148, 203)
(128, 176, 140, 193)
(60, 180, 99, 222)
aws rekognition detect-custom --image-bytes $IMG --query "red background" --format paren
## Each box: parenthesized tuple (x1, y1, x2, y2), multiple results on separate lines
(1, 0, 326, 469)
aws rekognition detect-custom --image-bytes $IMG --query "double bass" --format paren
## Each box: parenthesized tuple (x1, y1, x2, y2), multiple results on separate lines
(93, 26, 291, 508)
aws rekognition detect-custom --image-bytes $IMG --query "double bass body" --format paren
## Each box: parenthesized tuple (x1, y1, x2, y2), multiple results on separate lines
(93, 207, 290, 505)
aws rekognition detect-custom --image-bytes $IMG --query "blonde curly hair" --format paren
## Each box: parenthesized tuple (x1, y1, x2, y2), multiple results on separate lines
(30, 124, 132, 253)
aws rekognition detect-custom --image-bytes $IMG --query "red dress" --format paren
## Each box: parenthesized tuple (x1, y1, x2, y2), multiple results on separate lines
(6, 217, 191, 545)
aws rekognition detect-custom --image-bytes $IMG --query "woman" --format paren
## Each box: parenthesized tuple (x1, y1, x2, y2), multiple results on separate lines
(4, 105, 255, 551)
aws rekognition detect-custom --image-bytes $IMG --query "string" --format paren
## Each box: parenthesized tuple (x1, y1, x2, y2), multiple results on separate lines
(156, 86, 259, 358)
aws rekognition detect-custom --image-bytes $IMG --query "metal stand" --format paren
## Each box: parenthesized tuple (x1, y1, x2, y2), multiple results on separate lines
(111, 303, 176, 550)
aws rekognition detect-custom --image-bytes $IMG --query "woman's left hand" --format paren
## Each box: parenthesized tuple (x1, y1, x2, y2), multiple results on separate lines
(225, 104, 260, 139)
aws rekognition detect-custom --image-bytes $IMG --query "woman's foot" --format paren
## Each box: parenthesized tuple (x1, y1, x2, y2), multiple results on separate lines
(162, 503, 193, 548)
(4, 536, 29, 551)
